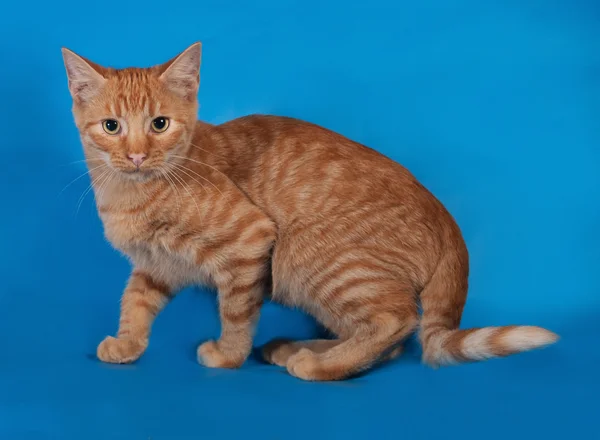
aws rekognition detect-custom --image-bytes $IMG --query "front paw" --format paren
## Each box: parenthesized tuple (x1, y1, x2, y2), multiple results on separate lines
(97, 336, 147, 364)
(197, 340, 246, 369)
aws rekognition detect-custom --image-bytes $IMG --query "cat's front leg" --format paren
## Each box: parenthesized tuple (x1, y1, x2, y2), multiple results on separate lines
(97, 270, 173, 364)
(197, 259, 269, 369)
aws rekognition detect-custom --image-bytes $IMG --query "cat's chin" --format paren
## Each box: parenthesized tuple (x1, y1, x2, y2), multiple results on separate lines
(119, 168, 158, 183)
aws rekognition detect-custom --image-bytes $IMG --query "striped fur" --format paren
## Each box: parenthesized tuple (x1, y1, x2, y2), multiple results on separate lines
(63, 44, 276, 369)
(63, 43, 558, 381)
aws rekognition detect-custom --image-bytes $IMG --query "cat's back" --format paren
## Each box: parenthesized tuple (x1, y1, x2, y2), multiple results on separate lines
(220, 114, 405, 165)
(216, 114, 436, 207)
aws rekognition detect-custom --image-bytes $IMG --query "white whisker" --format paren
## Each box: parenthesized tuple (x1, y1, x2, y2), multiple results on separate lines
(58, 164, 106, 198)
(166, 162, 208, 196)
(159, 167, 183, 213)
(57, 158, 105, 168)
(169, 160, 230, 206)
(74, 168, 111, 217)
(188, 141, 226, 159)
(171, 154, 231, 182)
(95, 169, 116, 207)
(165, 164, 203, 222)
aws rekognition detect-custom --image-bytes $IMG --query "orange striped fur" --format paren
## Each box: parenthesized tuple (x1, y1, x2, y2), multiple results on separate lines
(62, 43, 558, 381)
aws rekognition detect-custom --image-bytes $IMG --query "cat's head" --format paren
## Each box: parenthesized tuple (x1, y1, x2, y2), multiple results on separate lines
(62, 43, 201, 180)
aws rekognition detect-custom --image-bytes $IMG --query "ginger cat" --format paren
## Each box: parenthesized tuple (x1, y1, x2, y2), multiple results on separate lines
(62, 42, 558, 381)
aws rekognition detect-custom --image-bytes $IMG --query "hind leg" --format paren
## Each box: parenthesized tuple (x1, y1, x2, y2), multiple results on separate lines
(262, 339, 341, 367)
(271, 226, 420, 379)
(263, 338, 404, 367)
(380, 344, 405, 362)
(286, 309, 418, 381)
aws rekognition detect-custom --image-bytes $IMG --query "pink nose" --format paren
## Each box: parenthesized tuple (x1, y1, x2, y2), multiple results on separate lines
(127, 153, 147, 167)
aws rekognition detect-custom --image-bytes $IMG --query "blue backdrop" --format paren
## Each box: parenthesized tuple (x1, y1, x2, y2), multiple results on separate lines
(1, 1, 598, 439)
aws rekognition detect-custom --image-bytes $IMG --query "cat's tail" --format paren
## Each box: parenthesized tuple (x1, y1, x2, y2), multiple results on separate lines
(421, 324, 558, 366)
(418, 235, 558, 367)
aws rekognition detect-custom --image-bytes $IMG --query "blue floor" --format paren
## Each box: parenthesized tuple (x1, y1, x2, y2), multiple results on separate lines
(1, 1, 599, 439)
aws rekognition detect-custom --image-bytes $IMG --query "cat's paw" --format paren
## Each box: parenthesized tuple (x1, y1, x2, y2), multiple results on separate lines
(97, 336, 146, 364)
(197, 340, 245, 369)
(286, 348, 321, 381)
(262, 339, 296, 367)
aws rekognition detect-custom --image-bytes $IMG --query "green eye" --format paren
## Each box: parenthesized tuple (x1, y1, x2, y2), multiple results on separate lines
(151, 117, 170, 133)
(102, 119, 120, 135)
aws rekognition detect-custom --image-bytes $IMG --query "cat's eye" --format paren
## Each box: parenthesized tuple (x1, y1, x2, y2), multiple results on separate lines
(151, 117, 170, 133)
(102, 119, 120, 135)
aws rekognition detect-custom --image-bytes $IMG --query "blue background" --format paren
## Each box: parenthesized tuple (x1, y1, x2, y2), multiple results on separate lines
(1, 1, 598, 439)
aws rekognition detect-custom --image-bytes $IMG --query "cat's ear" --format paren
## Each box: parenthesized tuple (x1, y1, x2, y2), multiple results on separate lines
(61, 48, 107, 103)
(157, 42, 202, 100)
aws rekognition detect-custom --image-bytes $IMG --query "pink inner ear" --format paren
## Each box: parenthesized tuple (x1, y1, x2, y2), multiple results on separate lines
(62, 49, 108, 102)
(71, 82, 91, 97)
(68, 76, 104, 103)
(158, 44, 201, 100)
(162, 76, 199, 100)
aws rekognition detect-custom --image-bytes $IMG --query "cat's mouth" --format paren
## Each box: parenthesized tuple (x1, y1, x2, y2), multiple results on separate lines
(118, 167, 158, 181)
(122, 168, 144, 174)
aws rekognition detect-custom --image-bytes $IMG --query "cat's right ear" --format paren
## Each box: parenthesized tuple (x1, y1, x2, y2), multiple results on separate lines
(61, 48, 107, 103)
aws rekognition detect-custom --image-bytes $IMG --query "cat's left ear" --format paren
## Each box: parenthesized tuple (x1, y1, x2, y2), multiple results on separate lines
(61, 48, 107, 103)
(157, 42, 202, 101)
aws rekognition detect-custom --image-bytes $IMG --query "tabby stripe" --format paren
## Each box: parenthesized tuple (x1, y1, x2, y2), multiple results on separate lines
(131, 271, 171, 295)
(230, 257, 269, 269)
(235, 210, 267, 232)
(274, 150, 297, 190)
(308, 246, 401, 278)
(488, 326, 518, 357)
(171, 231, 197, 250)
(446, 329, 479, 362)
(242, 227, 276, 247)
(325, 277, 391, 306)
(209, 203, 240, 228)
(332, 297, 366, 316)
(311, 260, 395, 297)
(227, 278, 266, 298)
(221, 301, 262, 325)
(134, 298, 161, 316)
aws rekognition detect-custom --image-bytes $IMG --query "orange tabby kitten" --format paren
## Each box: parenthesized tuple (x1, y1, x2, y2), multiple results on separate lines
(62, 42, 558, 381)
